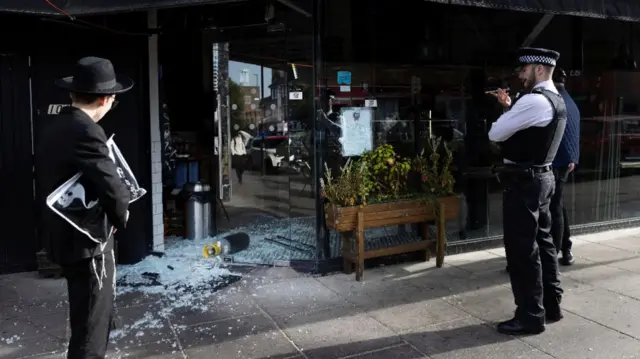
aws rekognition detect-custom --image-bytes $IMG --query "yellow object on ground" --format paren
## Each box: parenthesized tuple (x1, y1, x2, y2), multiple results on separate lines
(203, 242, 223, 258)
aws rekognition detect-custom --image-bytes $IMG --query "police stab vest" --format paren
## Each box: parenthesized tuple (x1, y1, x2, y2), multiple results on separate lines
(500, 88, 567, 166)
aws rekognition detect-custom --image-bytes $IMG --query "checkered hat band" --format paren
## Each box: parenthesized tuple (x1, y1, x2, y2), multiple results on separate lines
(519, 55, 556, 66)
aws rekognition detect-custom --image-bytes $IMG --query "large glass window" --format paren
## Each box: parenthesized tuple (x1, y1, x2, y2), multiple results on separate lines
(208, 1, 316, 265)
(315, 0, 640, 259)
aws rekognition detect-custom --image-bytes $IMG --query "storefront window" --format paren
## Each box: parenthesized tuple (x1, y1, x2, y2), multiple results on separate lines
(162, 0, 640, 268)
(315, 0, 640, 260)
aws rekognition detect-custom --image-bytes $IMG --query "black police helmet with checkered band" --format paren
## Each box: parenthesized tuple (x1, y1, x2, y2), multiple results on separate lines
(516, 47, 560, 69)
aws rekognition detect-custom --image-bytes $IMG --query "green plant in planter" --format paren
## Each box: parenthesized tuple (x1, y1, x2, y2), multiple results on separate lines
(321, 159, 370, 207)
(413, 137, 455, 197)
(359, 144, 411, 200)
(440, 141, 455, 195)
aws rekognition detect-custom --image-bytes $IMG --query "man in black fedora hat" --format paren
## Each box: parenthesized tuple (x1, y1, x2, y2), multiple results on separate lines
(35, 56, 134, 358)
(488, 47, 566, 335)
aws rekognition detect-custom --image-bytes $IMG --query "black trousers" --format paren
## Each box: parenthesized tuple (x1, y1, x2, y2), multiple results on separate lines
(232, 155, 246, 183)
(551, 166, 573, 253)
(502, 170, 563, 326)
(62, 253, 115, 359)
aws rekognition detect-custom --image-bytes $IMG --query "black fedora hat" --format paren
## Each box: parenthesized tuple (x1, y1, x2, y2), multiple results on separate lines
(55, 56, 134, 94)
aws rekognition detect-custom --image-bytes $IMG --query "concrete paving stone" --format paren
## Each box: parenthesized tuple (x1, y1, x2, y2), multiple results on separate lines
(368, 297, 471, 333)
(236, 268, 305, 291)
(168, 286, 260, 326)
(109, 304, 175, 348)
(620, 286, 640, 301)
(338, 281, 426, 309)
(26, 311, 69, 340)
(520, 311, 640, 359)
(572, 242, 638, 264)
(563, 262, 640, 293)
(246, 266, 305, 282)
(1, 298, 68, 320)
(0, 287, 22, 305)
(563, 288, 640, 339)
(29, 352, 66, 359)
(444, 273, 592, 324)
(0, 334, 65, 359)
(115, 291, 164, 309)
(107, 338, 184, 359)
(275, 305, 402, 359)
(460, 267, 512, 288)
(403, 317, 552, 359)
(604, 256, 640, 273)
(0, 274, 66, 300)
(443, 284, 515, 324)
(383, 264, 495, 300)
(445, 251, 507, 274)
(177, 314, 298, 359)
(348, 344, 427, 359)
(247, 277, 348, 318)
(316, 267, 401, 294)
(557, 273, 594, 294)
(486, 247, 506, 257)
(407, 268, 510, 303)
(381, 262, 470, 283)
(592, 237, 640, 252)
(578, 228, 640, 244)
(0, 317, 53, 340)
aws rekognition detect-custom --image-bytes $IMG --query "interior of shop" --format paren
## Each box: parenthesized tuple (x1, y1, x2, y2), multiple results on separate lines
(156, 1, 319, 265)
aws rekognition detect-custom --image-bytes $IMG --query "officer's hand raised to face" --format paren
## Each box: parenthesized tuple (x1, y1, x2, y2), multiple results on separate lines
(488, 88, 512, 109)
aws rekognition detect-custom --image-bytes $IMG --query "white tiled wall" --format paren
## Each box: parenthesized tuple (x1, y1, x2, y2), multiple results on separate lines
(149, 9, 164, 252)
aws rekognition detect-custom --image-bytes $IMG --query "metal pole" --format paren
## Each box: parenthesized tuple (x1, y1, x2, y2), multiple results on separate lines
(313, 0, 330, 262)
(260, 65, 266, 176)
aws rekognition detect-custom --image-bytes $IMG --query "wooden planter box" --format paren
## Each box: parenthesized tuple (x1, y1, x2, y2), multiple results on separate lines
(325, 196, 460, 281)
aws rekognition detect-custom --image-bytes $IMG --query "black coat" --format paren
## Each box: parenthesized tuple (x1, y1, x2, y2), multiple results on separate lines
(35, 106, 130, 265)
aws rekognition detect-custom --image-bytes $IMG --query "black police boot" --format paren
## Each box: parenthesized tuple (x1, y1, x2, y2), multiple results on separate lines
(546, 308, 564, 323)
(497, 318, 545, 335)
(545, 296, 563, 323)
(559, 250, 574, 266)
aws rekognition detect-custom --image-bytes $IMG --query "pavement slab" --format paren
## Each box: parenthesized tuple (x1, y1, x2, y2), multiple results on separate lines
(3, 228, 640, 358)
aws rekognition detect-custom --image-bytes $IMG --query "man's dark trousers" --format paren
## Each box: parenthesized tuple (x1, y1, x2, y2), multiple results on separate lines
(503, 170, 563, 326)
(63, 253, 115, 359)
(551, 166, 573, 254)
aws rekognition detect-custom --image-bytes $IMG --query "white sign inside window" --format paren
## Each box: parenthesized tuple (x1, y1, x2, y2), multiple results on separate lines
(364, 99, 378, 108)
(289, 91, 303, 100)
(340, 107, 373, 157)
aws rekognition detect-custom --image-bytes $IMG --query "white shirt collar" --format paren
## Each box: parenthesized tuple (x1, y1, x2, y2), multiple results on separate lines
(533, 79, 558, 93)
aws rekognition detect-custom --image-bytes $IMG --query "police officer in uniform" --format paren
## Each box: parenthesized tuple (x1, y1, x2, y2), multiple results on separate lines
(488, 47, 566, 335)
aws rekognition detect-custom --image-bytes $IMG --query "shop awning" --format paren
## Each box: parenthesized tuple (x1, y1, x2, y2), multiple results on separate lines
(0, 0, 245, 16)
(430, 0, 640, 22)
